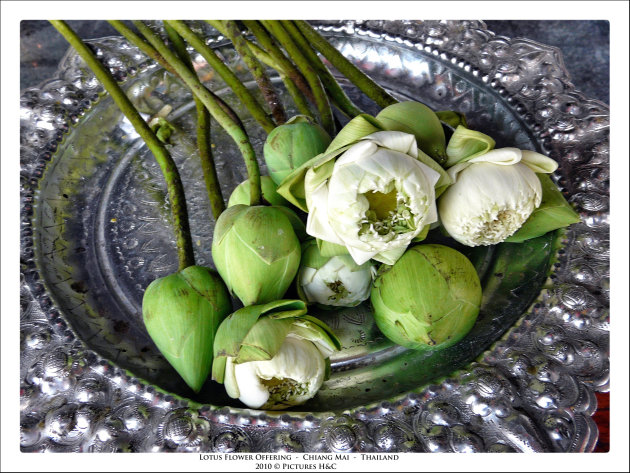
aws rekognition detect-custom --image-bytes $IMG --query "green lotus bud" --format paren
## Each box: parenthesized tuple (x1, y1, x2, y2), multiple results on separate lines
(228, 176, 291, 207)
(297, 240, 375, 308)
(264, 115, 332, 185)
(375, 101, 447, 164)
(227, 176, 307, 241)
(142, 266, 232, 392)
(370, 244, 482, 351)
(212, 300, 341, 409)
(212, 205, 301, 306)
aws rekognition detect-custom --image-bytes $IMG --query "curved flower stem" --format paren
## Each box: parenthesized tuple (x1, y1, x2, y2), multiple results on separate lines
(281, 21, 364, 119)
(163, 20, 276, 134)
(108, 20, 244, 130)
(293, 20, 398, 109)
(241, 21, 316, 108)
(134, 21, 262, 206)
(261, 20, 335, 136)
(163, 21, 226, 219)
(107, 20, 177, 75)
(208, 20, 286, 126)
(49, 20, 195, 271)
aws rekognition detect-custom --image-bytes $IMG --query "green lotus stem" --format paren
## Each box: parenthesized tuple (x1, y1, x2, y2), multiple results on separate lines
(282, 20, 363, 118)
(164, 20, 275, 134)
(208, 20, 286, 126)
(237, 38, 313, 118)
(133, 21, 262, 206)
(163, 21, 226, 219)
(108, 20, 243, 129)
(242, 21, 316, 107)
(107, 20, 178, 75)
(261, 20, 334, 136)
(293, 20, 398, 109)
(49, 20, 195, 270)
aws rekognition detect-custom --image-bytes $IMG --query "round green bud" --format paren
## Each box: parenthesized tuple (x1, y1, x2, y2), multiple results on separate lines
(227, 176, 290, 207)
(375, 101, 446, 164)
(263, 115, 332, 185)
(211, 205, 301, 306)
(370, 244, 482, 351)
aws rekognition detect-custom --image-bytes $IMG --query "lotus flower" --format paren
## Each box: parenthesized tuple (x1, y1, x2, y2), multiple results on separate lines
(212, 300, 340, 409)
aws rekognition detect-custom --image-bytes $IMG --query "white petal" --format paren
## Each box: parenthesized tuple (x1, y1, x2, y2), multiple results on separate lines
(234, 362, 270, 409)
(346, 245, 378, 265)
(362, 131, 419, 158)
(223, 357, 241, 399)
(520, 150, 558, 173)
(468, 147, 522, 165)
(373, 246, 407, 265)
(305, 170, 345, 245)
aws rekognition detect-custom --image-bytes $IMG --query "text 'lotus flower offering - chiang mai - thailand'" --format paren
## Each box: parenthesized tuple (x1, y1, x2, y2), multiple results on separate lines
(48, 20, 582, 409)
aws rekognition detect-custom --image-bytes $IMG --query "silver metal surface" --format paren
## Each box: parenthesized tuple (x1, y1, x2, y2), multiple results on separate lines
(20, 20, 609, 452)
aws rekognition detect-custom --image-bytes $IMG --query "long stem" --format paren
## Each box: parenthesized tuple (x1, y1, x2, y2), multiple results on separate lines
(163, 21, 226, 219)
(281, 20, 364, 118)
(209, 20, 286, 126)
(109, 20, 244, 129)
(217, 21, 312, 119)
(50, 20, 195, 270)
(134, 21, 262, 206)
(241, 21, 316, 105)
(293, 20, 398, 109)
(164, 20, 276, 134)
(107, 20, 178, 75)
(261, 21, 334, 136)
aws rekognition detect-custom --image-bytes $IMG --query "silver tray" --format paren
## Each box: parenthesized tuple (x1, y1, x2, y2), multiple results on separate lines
(20, 20, 609, 453)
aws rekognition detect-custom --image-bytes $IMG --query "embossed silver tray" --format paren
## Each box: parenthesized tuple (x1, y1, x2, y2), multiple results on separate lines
(20, 20, 609, 452)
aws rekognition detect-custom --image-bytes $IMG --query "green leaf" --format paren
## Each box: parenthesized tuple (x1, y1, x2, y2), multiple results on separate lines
(326, 114, 383, 152)
(317, 239, 350, 257)
(505, 174, 581, 242)
(445, 125, 495, 167)
(436, 110, 468, 129)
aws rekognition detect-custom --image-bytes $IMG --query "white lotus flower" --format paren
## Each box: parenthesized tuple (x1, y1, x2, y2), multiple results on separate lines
(438, 147, 558, 247)
(305, 131, 441, 265)
(223, 336, 326, 410)
(299, 252, 375, 307)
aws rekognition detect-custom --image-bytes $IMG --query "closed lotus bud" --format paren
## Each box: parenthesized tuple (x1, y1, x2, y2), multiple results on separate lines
(227, 176, 291, 207)
(264, 115, 332, 185)
(376, 101, 447, 164)
(212, 300, 340, 409)
(371, 244, 482, 351)
(227, 177, 307, 241)
(142, 266, 232, 392)
(211, 205, 301, 306)
(298, 240, 375, 308)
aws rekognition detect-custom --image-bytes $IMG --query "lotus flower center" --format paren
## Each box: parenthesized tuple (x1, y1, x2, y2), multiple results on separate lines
(360, 186, 416, 238)
(260, 376, 310, 406)
(478, 209, 521, 242)
(364, 189, 398, 220)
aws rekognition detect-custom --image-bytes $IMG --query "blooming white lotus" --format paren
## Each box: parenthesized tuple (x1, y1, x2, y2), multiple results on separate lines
(212, 300, 340, 410)
(438, 147, 558, 246)
(304, 131, 442, 265)
(298, 240, 375, 307)
(223, 335, 327, 409)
